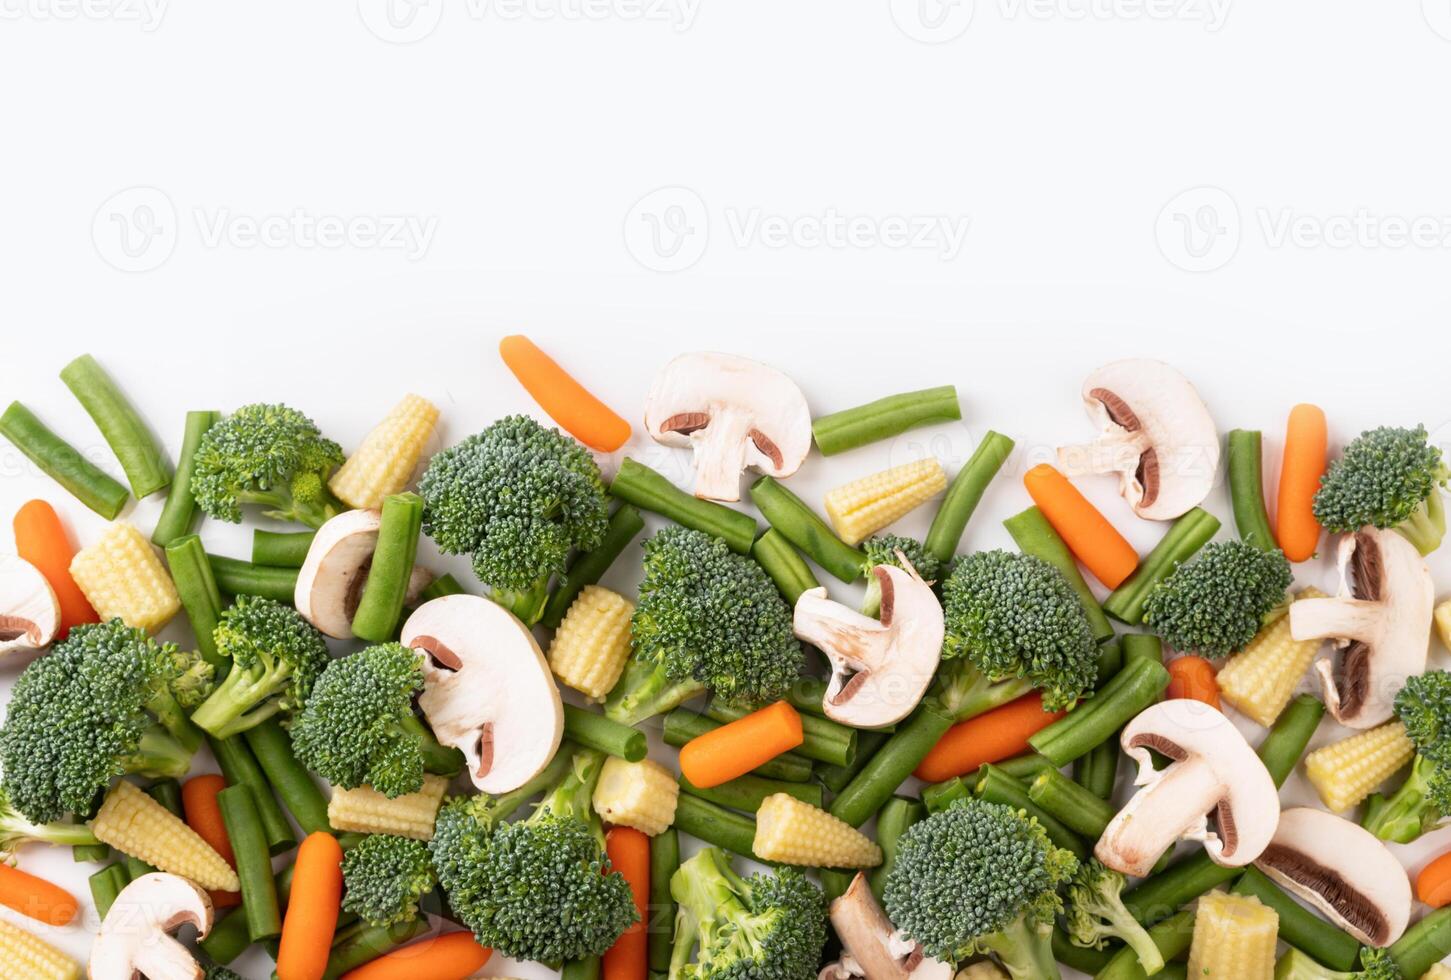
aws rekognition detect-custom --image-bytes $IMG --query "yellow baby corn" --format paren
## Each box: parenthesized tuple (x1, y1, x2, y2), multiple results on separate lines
(824, 458, 947, 546)
(753, 793, 882, 868)
(1217, 588, 1325, 727)
(1421, 964, 1451, 980)
(328, 775, 448, 841)
(1306, 722, 1415, 813)
(549, 586, 635, 701)
(1435, 597, 1451, 652)
(1187, 891, 1278, 979)
(329, 393, 440, 510)
(90, 780, 239, 892)
(69, 522, 180, 632)
(0, 919, 80, 980)
(592, 756, 678, 836)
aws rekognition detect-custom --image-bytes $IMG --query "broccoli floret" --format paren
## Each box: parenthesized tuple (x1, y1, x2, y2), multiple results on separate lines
(1364, 670, 1451, 843)
(668, 847, 826, 980)
(1063, 859, 1163, 974)
(0, 620, 205, 823)
(1141, 539, 1292, 658)
(1274, 947, 1402, 979)
(189, 595, 330, 740)
(883, 798, 1078, 980)
(418, 414, 609, 625)
(940, 550, 1098, 712)
(430, 748, 637, 962)
(190, 403, 345, 528)
(0, 787, 101, 857)
(204, 965, 246, 980)
(341, 833, 436, 928)
(1313, 424, 1449, 556)
(603, 526, 803, 726)
(859, 534, 942, 618)
(290, 644, 461, 798)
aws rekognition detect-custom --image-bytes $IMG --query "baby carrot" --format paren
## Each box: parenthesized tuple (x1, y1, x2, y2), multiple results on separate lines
(0, 863, 78, 926)
(603, 827, 650, 980)
(1165, 656, 1220, 709)
(1418, 851, 1451, 908)
(1276, 404, 1327, 562)
(1023, 464, 1139, 589)
(12, 499, 98, 639)
(182, 775, 241, 910)
(340, 932, 492, 980)
(499, 335, 632, 452)
(679, 701, 804, 789)
(277, 832, 344, 980)
(914, 692, 1065, 783)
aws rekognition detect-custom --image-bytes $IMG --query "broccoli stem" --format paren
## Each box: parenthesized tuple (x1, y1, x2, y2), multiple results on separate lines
(237, 483, 344, 530)
(122, 726, 194, 779)
(1028, 656, 1170, 767)
(603, 655, 707, 727)
(1257, 694, 1326, 789)
(2, 813, 101, 850)
(811, 385, 962, 456)
(1095, 909, 1195, 980)
(190, 663, 289, 740)
(749, 476, 866, 583)
(980, 914, 1060, 980)
(1102, 508, 1220, 625)
(1362, 754, 1439, 843)
(0, 401, 130, 518)
(59, 354, 171, 498)
(610, 459, 757, 554)
(1227, 430, 1279, 552)
(750, 529, 821, 606)
(250, 529, 315, 568)
(1005, 505, 1115, 642)
(352, 491, 424, 641)
(533, 747, 608, 832)
(660, 711, 812, 782)
(491, 577, 553, 627)
(925, 431, 1015, 565)
(146, 686, 206, 754)
(1397, 488, 1447, 555)
(207, 555, 299, 603)
(830, 702, 954, 828)
(563, 704, 648, 762)
(398, 713, 464, 776)
(1232, 867, 1361, 972)
(648, 828, 680, 974)
(973, 765, 1087, 858)
(867, 796, 924, 901)
(1071, 869, 1164, 975)
(937, 657, 1037, 723)
(164, 535, 229, 676)
(1389, 904, 1451, 978)
(472, 749, 575, 830)
(152, 410, 219, 546)
(542, 504, 646, 628)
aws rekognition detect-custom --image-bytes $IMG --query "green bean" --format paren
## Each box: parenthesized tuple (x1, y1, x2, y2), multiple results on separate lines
(562, 955, 602, 980)
(148, 778, 183, 816)
(1103, 508, 1220, 624)
(680, 772, 823, 813)
(208, 555, 298, 602)
(816, 730, 890, 794)
(322, 916, 429, 980)
(200, 905, 252, 964)
(648, 828, 679, 974)
(564, 704, 647, 762)
(973, 764, 1087, 858)
(1005, 504, 1114, 642)
(925, 431, 1015, 565)
(1030, 656, 1170, 766)
(210, 735, 297, 854)
(542, 503, 647, 626)
(251, 529, 315, 568)
(868, 796, 924, 900)
(59, 354, 170, 498)
(152, 410, 218, 545)
(72, 843, 110, 863)
(218, 784, 281, 942)
(0, 401, 129, 518)
(1094, 639, 1124, 687)
(1093, 909, 1195, 980)
(818, 868, 855, 904)
(1122, 852, 1239, 927)
(920, 776, 969, 814)
(785, 676, 830, 717)
(611, 459, 756, 553)
(1028, 767, 1116, 838)
(661, 710, 812, 782)
(1075, 736, 1120, 800)
(811, 386, 961, 457)
(749, 476, 865, 583)
(994, 751, 1056, 782)
(1389, 904, 1451, 978)
(1257, 694, 1325, 788)
(165, 534, 228, 675)
(1227, 429, 1277, 551)
(123, 852, 153, 880)
(419, 573, 466, 601)
(1232, 867, 1359, 971)
(402, 714, 464, 775)
(673, 793, 758, 859)
(1053, 927, 1114, 974)
(1120, 633, 1163, 666)
(830, 702, 954, 827)
(751, 529, 821, 605)
(705, 701, 856, 767)
(88, 864, 129, 919)
(352, 491, 424, 641)
(244, 719, 332, 835)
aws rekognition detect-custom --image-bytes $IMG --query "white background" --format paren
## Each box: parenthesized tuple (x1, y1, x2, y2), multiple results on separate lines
(5, 1, 1451, 977)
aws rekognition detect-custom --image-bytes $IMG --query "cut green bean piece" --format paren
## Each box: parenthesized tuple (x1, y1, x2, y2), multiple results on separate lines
(661, 710, 812, 782)
(648, 828, 679, 973)
(542, 504, 647, 627)
(750, 476, 865, 583)
(1029, 656, 1170, 767)
(564, 704, 647, 761)
(322, 916, 429, 980)
(925, 431, 1014, 565)
(165, 534, 228, 675)
(210, 734, 297, 855)
(208, 555, 298, 602)
(1103, 508, 1220, 625)
(1389, 904, 1451, 978)
(705, 700, 855, 767)
(88, 864, 129, 919)
(973, 764, 1087, 858)
(681, 772, 822, 812)
(60, 354, 170, 498)
(1028, 767, 1116, 838)
(1094, 909, 1195, 980)
(818, 868, 855, 904)
(352, 491, 424, 642)
(1053, 927, 1114, 974)
(0, 401, 129, 518)
(1227, 429, 1277, 552)
(1122, 852, 1238, 927)
(563, 955, 602, 980)
(200, 905, 252, 964)
(251, 529, 315, 568)
(831, 702, 954, 827)
(1075, 736, 1120, 800)
(244, 719, 332, 835)
(816, 729, 890, 794)
(218, 783, 281, 942)
(1006, 504, 1114, 642)
(673, 793, 758, 860)
(1094, 639, 1124, 687)
(153, 410, 218, 546)
(1120, 633, 1163, 666)
(995, 751, 1057, 782)
(420, 573, 466, 601)
(868, 795, 924, 900)
(1257, 694, 1325, 789)
(611, 459, 756, 554)
(72, 843, 110, 863)
(1232, 867, 1359, 971)
(812, 386, 961, 457)
(751, 529, 821, 605)
(920, 776, 969, 814)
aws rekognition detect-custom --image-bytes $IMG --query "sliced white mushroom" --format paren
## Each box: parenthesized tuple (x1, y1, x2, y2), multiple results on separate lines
(400, 594, 564, 794)
(1254, 807, 1411, 948)
(294, 510, 435, 638)
(89, 872, 213, 980)
(1290, 526, 1434, 729)
(0, 555, 60, 656)
(1056, 359, 1219, 521)
(825, 872, 953, 980)
(643, 352, 812, 502)
(793, 564, 944, 729)
(1095, 699, 1280, 878)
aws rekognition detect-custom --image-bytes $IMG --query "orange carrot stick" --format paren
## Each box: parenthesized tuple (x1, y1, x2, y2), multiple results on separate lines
(678, 701, 804, 789)
(603, 827, 650, 980)
(12, 499, 98, 639)
(499, 335, 632, 452)
(276, 831, 344, 980)
(1023, 464, 1139, 588)
(0, 864, 78, 926)
(914, 692, 1065, 783)
(182, 775, 241, 910)
(1165, 656, 1220, 709)
(1418, 851, 1451, 908)
(1276, 404, 1327, 562)
(340, 932, 492, 980)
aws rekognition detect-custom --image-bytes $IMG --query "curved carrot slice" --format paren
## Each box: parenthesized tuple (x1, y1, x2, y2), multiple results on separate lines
(1276, 404, 1327, 562)
(679, 701, 804, 789)
(914, 692, 1064, 783)
(12, 499, 98, 640)
(1418, 850, 1451, 908)
(341, 932, 492, 980)
(0, 864, 78, 926)
(1023, 464, 1139, 588)
(499, 335, 632, 452)
(1165, 656, 1220, 709)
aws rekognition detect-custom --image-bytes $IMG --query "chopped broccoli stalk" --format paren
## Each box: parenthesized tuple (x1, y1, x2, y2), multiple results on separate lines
(0, 787, 101, 855)
(341, 834, 437, 928)
(1365, 670, 1451, 843)
(1064, 859, 1164, 974)
(1274, 947, 1403, 979)
(1141, 539, 1292, 658)
(859, 534, 941, 618)
(190, 403, 345, 528)
(1313, 424, 1449, 556)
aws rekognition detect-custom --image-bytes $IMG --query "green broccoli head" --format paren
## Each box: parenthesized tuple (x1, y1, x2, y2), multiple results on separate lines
(0, 620, 201, 823)
(669, 847, 827, 980)
(860, 534, 942, 618)
(1142, 540, 1292, 658)
(1366, 670, 1451, 843)
(883, 798, 1077, 978)
(430, 748, 637, 962)
(189, 595, 330, 740)
(191, 403, 344, 528)
(1313, 425, 1449, 555)
(341, 833, 437, 928)
(1063, 859, 1163, 974)
(604, 526, 803, 726)
(203, 966, 245, 980)
(418, 414, 609, 624)
(940, 550, 1098, 712)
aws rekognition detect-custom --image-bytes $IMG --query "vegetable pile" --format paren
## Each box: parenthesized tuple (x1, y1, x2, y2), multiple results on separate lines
(4, 342, 1451, 980)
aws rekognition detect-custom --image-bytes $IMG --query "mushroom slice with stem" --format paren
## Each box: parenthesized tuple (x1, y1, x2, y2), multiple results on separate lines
(1290, 526, 1434, 729)
(89, 872, 214, 980)
(400, 593, 564, 794)
(793, 562, 944, 729)
(1056, 359, 1219, 521)
(824, 872, 953, 980)
(0, 555, 60, 657)
(294, 509, 434, 638)
(1254, 806, 1411, 948)
(1095, 699, 1279, 878)
(644, 352, 812, 502)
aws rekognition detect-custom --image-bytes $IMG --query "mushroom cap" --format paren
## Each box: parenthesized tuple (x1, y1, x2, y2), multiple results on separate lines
(828, 872, 954, 980)
(294, 508, 382, 638)
(643, 352, 812, 502)
(793, 565, 944, 728)
(0, 555, 60, 656)
(1290, 526, 1434, 729)
(1255, 807, 1411, 947)
(90, 872, 213, 980)
(1056, 359, 1219, 521)
(400, 594, 564, 794)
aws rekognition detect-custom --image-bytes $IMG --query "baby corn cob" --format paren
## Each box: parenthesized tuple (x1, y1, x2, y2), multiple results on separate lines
(69, 522, 180, 632)
(0, 918, 81, 980)
(90, 780, 239, 892)
(1305, 722, 1415, 813)
(1422, 964, 1451, 980)
(592, 756, 678, 836)
(754, 793, 882, 868)
(329, 393, 440, 510)
(1217, 587, 1325, 727)
(549, 586, 635, 700)
(328, 774, 448, 841)
(1187, 891, 1278, 979)
(824, 458, 947, 546)
(1435, 597, 1451, 652)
